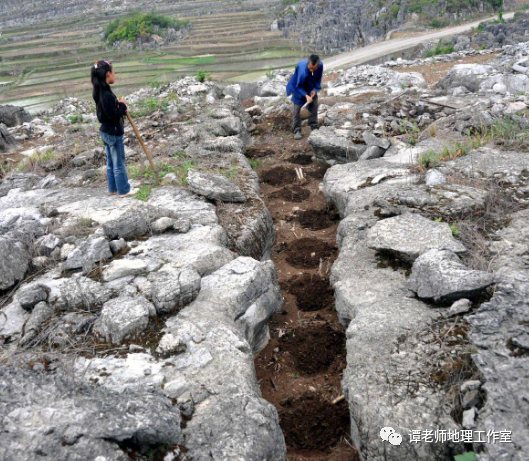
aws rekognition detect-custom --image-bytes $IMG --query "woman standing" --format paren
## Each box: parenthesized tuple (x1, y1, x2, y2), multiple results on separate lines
(91, 60, 133, 197)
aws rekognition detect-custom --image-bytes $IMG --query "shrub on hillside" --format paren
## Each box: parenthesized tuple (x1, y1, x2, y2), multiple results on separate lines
(103, 12, 188, 44)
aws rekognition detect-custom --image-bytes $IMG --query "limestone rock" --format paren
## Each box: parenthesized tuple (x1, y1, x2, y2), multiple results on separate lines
(363, 131, 391, 149)
(367, 213, 466, 263)
(93, 295, 153, 344)
(0, 104, 33, 127)
(19, 301, 54, 345)
(0, 237, 29, 290)
(150, 268, 202, 314)
(0, 125, 17, 153)
(17, 284, 49, 311)
(308, 126, 360, 165)
(62, 237, 112, 271)
(407, 249, 495, 303)
(0, 367, 181, 461)
(187, 169, 246, 202)
(358, 145, 384, 161)
(102, 259, 148, 282)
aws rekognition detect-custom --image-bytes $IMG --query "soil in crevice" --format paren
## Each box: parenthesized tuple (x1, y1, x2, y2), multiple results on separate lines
(251, 119, 359, 461)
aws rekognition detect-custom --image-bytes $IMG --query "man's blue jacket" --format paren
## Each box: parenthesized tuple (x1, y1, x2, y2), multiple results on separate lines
(286, 59, 323, 106)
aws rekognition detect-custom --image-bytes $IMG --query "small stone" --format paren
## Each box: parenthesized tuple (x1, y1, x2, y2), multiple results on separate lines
(152, 217, 176, 233)
(102, 259, 148, 282)
(363, 131, 391, 149)
(462, 389, 482, 409)
(512, 333, 529, 351)
(461, 380, 481, 393)
(425, 169, 447, 186)
(18, 284, 49, 311)
(60, 243, 76, 260)
(449, 299, 472, 316)
(109, 238, 127, 254)
(462, 407, 477, 429)
(359, 145, 385, 161)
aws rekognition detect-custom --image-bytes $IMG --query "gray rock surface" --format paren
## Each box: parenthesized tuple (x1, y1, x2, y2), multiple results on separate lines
(150, 268, 202, 314)
(61, 237, 112, 271)
(187, 169, 246, 202)
(358, 145, 385, 161)
(0, 367, 181, 461)
(93, 295, 153, 344)
(367, 213, 466, 263)
(308, 126, 360, 165)
(363, 131, 391, 150)
(19, 301, 54, 346)
(0, 105, 33, 127)
(0, 237, 29, 290)
(0, 125, 18, 153)
(17, 283, 49, 311)
(407, 249, 495, 303)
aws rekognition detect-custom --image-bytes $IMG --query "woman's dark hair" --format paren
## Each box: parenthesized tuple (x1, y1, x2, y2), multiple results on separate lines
(91, 60, 115, 117)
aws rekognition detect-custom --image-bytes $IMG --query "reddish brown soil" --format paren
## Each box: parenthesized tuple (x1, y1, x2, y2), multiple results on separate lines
(296, 208, 340, 231)
(281, 393, 351, 451)
(270, 185, 311, 203)
(252, 121, 359, 461)
(288, 153, 313, 165)
(245, 146, 276, 158)
(282, 273, 335, 312)
(284, 238, 337, 269)
(261, 166, 298, 186)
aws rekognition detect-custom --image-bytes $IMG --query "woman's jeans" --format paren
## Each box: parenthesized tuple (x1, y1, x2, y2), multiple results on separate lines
(100, 131, 131, 195)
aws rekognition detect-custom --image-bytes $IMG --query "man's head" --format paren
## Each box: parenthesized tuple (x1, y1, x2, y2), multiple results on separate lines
(307, 54, 320, 72)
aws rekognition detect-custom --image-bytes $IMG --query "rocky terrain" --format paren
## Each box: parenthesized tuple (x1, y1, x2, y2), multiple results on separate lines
(1, 38, 529, 461)
(273, 0, 509, 53)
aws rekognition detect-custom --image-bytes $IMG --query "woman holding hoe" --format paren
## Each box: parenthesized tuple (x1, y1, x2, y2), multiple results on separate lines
(91, 60, 133, 197)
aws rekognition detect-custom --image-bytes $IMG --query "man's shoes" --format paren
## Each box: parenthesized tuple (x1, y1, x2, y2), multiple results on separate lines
(294, 130, 302, 140)
(310, 125, 319, 131)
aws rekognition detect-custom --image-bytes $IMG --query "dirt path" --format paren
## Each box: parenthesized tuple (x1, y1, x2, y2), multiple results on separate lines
(248, 122, 359, 460)
(324, 12, 514, 70)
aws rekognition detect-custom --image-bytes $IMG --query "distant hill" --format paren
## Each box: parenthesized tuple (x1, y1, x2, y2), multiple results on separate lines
(274, 0, 513, 53)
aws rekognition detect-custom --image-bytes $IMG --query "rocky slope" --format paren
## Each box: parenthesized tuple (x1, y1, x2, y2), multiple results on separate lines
(0, 77, 285, 460)
(274, 0, 508, 53)
(248, 41, 528, 460)
(1, 37, 529, 461)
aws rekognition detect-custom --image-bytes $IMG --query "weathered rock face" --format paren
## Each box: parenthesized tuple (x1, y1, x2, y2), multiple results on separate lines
(0, 237, 29, 290)
(93, 295, 154, 344)
(0, 89, 284, 460)
(407, 249, 495, 303)
(0, 367, 182, 461)
(367, 213, 466, 263)
(187, 169, 246, 202)
(0, 104, 33, 127)
(308, 126, 360, 165)
(0, 124, 18, 153)
(274, 0, 499, 53)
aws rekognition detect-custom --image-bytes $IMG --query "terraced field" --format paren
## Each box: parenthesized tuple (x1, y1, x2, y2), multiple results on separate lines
(0, 3, 305, 112)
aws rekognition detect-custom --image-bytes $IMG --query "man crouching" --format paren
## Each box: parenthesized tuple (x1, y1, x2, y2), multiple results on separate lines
(286, 54, 323, 140)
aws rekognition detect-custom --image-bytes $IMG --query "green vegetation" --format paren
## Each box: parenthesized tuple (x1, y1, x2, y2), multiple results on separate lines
(135, 184, 152, 201)
(454, 452, 477, 461)
(424, 39, 454, 58)
(248, 158, 260, 169)
(429, 18, 449, 28)
(103, 12, 188, 44)
(282, 0, 299, 6)
(195, 70, 211, 83)
(130, 96, 169, 117)
(68, 113, 84, 124)
(419, 116, 529, 169)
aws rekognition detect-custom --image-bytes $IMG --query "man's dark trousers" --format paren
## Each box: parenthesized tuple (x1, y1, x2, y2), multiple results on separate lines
(292, 95, 318, 133)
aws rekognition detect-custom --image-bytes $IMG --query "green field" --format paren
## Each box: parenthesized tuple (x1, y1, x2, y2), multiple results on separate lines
(0, 7, 308, 113)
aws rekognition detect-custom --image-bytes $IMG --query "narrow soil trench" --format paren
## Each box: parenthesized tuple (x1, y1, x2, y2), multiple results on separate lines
(249, 120, 360, 461)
